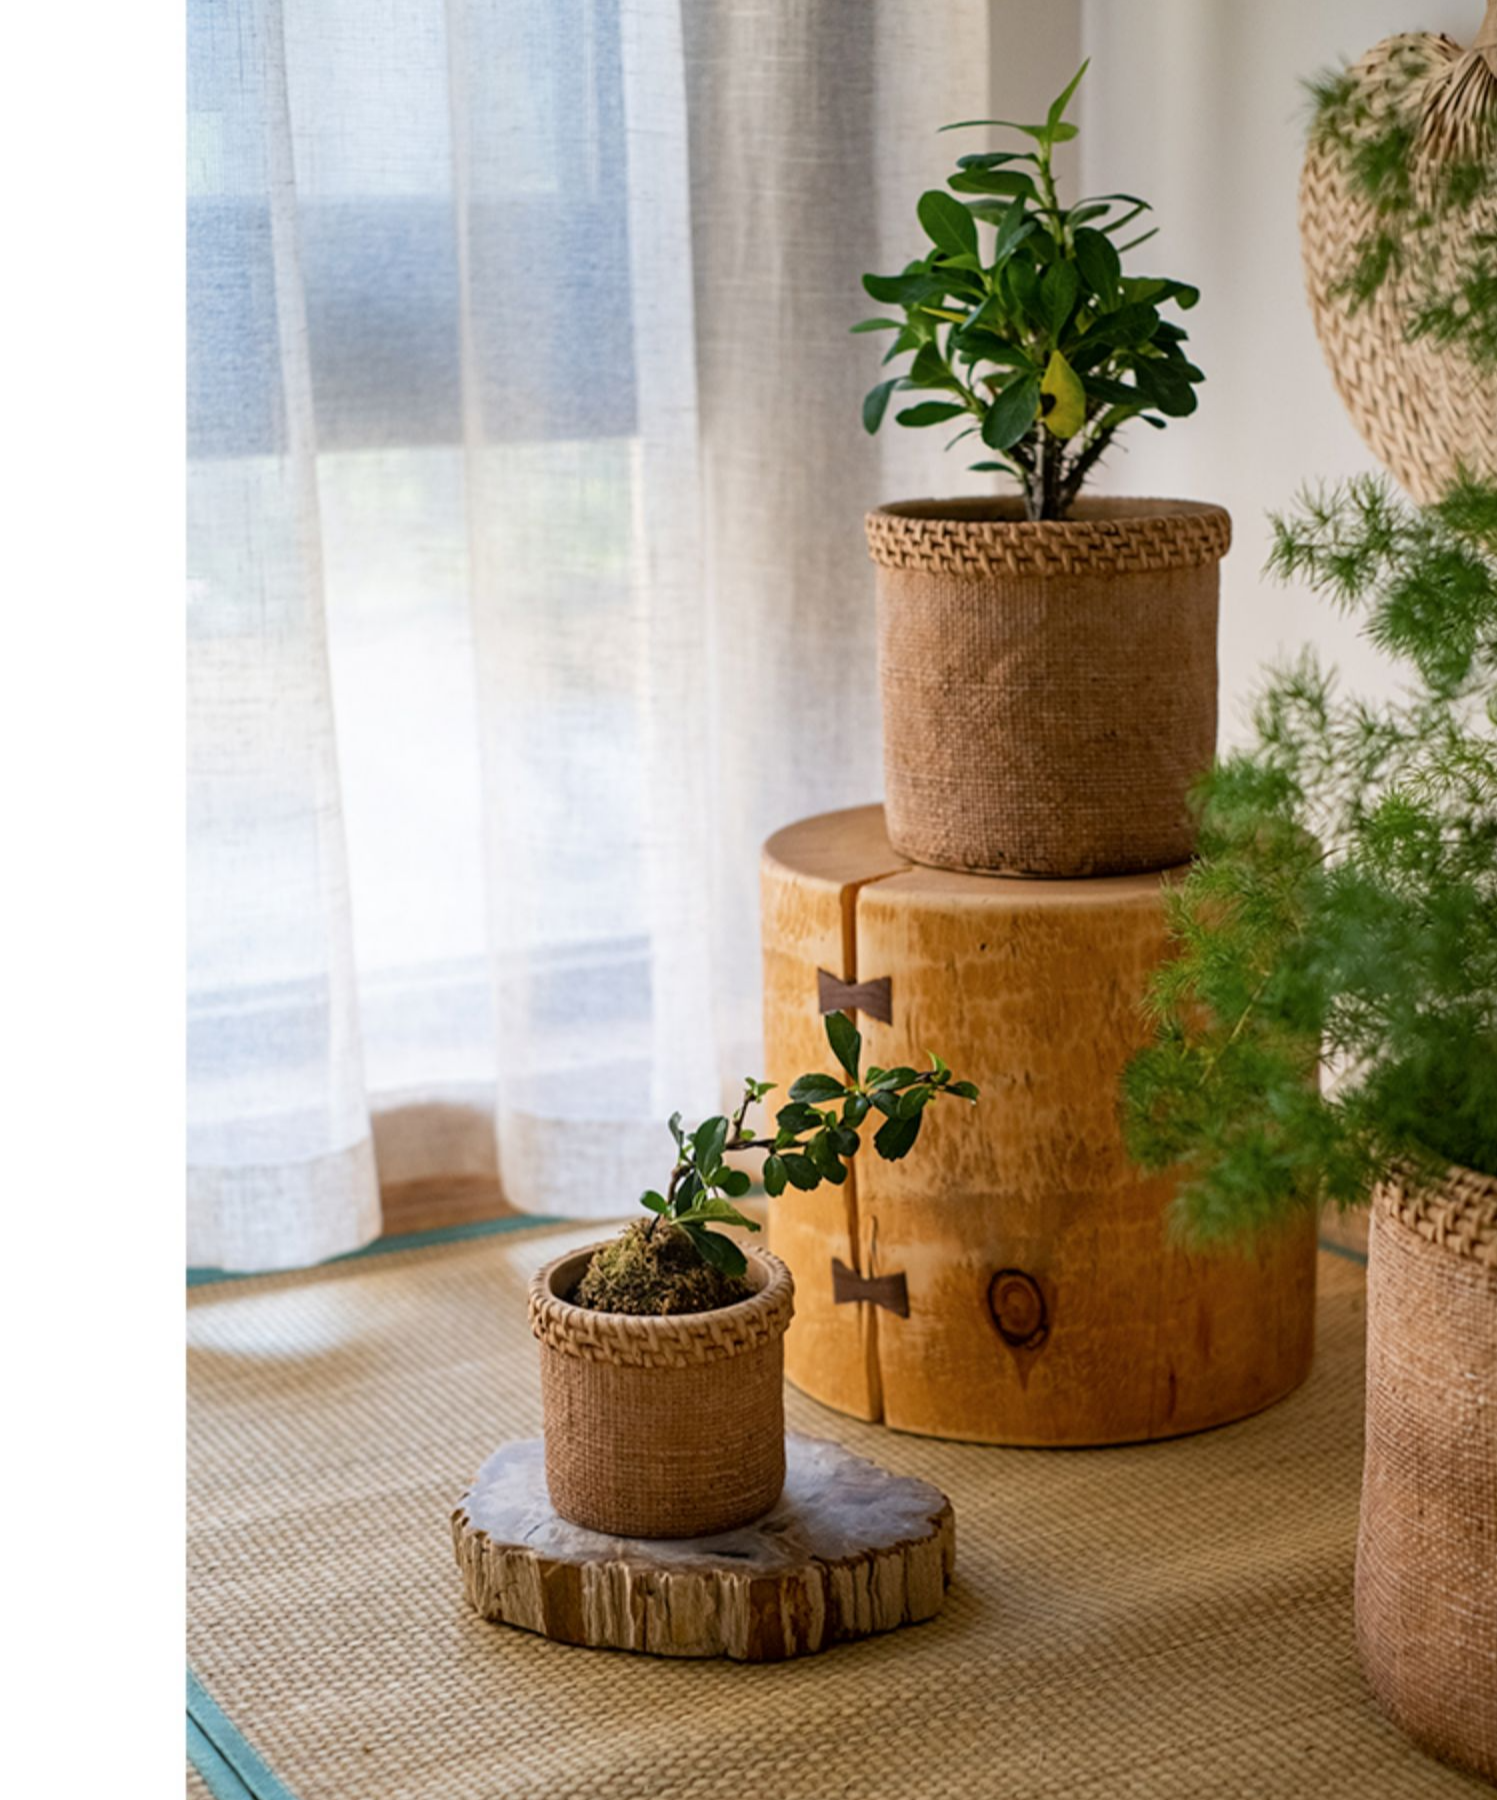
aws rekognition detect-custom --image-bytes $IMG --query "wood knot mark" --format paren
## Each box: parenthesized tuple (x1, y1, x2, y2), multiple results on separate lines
(988, 1269, 1048, 1349)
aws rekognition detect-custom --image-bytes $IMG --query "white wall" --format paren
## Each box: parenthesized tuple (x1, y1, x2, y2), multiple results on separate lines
(1003, 1, 1476, 740)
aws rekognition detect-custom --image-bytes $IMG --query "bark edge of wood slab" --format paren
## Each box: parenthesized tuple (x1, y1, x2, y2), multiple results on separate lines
(451, 1433, 955, 1661)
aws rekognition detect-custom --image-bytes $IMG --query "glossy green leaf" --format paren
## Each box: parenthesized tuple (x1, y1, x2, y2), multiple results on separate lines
(809, 1129, 839, 1175)
(693, 1115, 729, 1172)
(680, 1223, 748, 1278)
(981, 372, 1041, 450)
(909, 342, 954, 386)
(779, 1153, 820, 1192)
(917, 189, 979, 259)
(1073, 229, 1122, 307)
(674, 1194, 757, 1229)
(825, 1009, 862, 1080)
(955, 151, 1032, 169)
(762, 1155, 787, 1197)
(842, 1093, 870, 1127)
(1002, 257, 1042, 327)
(897, 401, 966, 427)
(862, 270, 946, 307)
(1117, 226, 1159, 254)
(1047, 61, 1089, 130)
(948, 170, 1037, 200)
(991, 197, 1034, 264)
(775, 1100, 823, 1135)
(1083, 374, 1142, 407)
(953, 332, 1034, 371)
(869, 1066, 918, 1091)
(789, 1072, 847, 1104)
(873, 1112, 922, 1159)
(1041, 261, 1080, 337)
(940, 116, 1076, 145)
(850, 317, 901, 334)
(862, 379, 899, 434)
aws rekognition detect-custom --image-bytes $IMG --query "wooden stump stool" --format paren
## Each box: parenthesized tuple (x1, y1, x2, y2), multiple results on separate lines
(761, 804, 1317, 1445)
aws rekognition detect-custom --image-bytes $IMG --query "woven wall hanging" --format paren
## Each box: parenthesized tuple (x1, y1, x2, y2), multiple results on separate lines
(1300, 4, 1497, 501)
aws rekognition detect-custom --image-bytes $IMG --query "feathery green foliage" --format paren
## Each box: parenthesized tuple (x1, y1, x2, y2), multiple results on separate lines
(1123, 476, 1497, 1240)
(855, 62, 1205, 520)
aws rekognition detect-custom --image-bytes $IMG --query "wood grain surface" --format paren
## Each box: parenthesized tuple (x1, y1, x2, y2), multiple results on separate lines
(762, 804, 1317, 1445)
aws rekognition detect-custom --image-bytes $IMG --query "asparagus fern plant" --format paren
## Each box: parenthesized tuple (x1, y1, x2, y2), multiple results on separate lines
(856, 62, 1205, 520)
(1123, 476, 1497, 1240)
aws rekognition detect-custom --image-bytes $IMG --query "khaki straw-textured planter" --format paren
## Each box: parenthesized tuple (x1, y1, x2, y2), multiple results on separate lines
(866, 497, 1229, 877)
(528, 1243, 794, 1538)
(1357, 1164, 1497, 1782)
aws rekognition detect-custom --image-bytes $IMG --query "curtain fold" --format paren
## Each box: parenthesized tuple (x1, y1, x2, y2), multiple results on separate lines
(187, 0, 991, 1267)
(187, 0, 380, 1269)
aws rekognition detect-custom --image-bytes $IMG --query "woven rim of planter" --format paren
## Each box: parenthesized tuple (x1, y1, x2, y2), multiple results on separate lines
(527, 1243, 794, 1369)
(865, 497, 1231, 578)
(1375, 1162, 1497, 1270)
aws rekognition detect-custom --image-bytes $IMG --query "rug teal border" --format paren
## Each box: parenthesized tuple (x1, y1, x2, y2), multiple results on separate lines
(188, 1212, 564, 1287)
(1318, 1235, 1368, 1268)
(190, 1214, 1366, 1282)
(188, 1712, 255, 1800)
(188, 1669, 299, 1800)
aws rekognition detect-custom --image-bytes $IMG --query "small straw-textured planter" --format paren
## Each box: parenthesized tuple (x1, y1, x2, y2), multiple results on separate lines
(1357, 1164, 1497, 1781)
(528, 1243, 795, 1539)
(866, 496, 1230, 877)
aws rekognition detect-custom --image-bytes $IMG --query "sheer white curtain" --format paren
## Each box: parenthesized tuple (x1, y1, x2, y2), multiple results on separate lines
(187, 0, 991, 1268)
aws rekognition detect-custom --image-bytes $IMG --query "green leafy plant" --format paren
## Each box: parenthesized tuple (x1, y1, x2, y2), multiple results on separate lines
(855, 61, 1205, 520)
(1123, 475, 1497, 1240)
(574, 1014, 978, 1312)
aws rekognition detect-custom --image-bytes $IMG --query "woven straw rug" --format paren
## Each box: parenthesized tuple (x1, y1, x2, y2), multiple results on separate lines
(187, 1221, 1488, 1799)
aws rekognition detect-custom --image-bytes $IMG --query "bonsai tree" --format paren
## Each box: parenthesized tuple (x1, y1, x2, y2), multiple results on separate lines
(855, 61, 1205, 520)
(575, 1012, 978, 1314)
(1123, 474, 1497, 1239)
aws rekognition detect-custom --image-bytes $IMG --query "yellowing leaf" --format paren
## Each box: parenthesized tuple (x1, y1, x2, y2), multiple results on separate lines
(1040, 349, 1086, 439)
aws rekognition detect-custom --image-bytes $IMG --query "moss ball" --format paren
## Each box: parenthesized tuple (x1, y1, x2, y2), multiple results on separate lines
(572, 1219, 751, 1316)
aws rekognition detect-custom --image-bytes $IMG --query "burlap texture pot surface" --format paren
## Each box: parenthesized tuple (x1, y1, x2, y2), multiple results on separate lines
(1357, 1164, 1497, 1783)
(866, 496, 1230, 877)
(528, 1242, 794, 1539)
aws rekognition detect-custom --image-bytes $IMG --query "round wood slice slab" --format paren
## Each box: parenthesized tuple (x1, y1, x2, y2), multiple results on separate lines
(451, 1433, 955, 1661)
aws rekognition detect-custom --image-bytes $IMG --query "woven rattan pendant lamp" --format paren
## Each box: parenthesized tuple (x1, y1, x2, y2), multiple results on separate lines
(1300, 2, 1497, 501)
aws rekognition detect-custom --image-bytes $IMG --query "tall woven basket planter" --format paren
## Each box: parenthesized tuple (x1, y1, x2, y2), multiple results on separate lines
(528, 1244, 794, 1539)
(1357, 1166, 1497, 1781)
(866, 497, 1230, 877)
